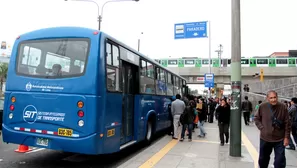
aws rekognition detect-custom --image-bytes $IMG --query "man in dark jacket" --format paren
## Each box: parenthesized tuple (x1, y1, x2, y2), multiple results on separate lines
(208, 98, 216, 123)
(287, 97, 297, 150)
(254, 90, 290, 168)
(242, 96, 253, 125)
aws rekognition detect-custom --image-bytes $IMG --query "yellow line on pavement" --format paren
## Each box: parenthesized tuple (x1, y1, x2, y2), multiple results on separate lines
(241, 131, 259, 168)
(138, 139, 179, 168)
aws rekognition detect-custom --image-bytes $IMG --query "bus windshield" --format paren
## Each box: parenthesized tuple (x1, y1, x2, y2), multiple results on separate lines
(16, 38, 90, 79)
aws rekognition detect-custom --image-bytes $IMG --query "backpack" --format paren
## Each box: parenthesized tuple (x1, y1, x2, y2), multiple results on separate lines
(179, 112, 185, 124)
(179, 106, 190, 124)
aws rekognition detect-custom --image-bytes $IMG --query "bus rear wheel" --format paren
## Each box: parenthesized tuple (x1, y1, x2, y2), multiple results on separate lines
(145, 121, 153, 144)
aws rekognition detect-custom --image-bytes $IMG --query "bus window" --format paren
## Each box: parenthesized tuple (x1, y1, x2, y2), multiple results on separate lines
(140, 60, 146, 76)
(20, 46, 41, 74)
(179, 79, 183, 96)
(74, 60, 85, 73)
(167, 73, 173, 96)
(147, 62, 154, 78)
(140, 60, 155, 94)
(156, 68, 166, 95)
(107, 68, 120, 91)
(16, 39, 89, 78)
(174, 76, 180, 95)
(112, 45, 119, 67)
(106, 43, 112, 65)
(45, 53, 71, 72)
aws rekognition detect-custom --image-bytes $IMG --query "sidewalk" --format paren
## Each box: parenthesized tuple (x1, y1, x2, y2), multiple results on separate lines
(119, 121, 255, 168)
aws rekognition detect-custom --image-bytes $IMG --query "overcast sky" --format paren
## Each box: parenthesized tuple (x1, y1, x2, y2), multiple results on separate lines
(0, 0, 296, 60)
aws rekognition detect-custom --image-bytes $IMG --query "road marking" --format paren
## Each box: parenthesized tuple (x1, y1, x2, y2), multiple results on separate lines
(25, 148, 45, 154)
(241, 131, 258, 168)
(138, 139, 179, 168)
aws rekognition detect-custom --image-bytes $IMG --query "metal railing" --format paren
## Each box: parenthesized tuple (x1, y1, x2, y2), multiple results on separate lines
(246, 77, 297, 98)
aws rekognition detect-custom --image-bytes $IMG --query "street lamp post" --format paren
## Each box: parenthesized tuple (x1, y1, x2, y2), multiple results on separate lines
(138, 32, 143, 52)
(65, 0, 139, 30)
(215, 44, 223, 68)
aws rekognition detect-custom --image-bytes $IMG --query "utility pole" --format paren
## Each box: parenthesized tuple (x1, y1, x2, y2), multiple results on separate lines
(230, 0, 242, 157)
(215, 44, 223, 67)
(137, 32, 143, 52)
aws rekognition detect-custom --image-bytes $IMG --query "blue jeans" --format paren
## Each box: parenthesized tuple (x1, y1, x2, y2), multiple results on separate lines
(258, 139, 286, 168)
(198, 121, 206, 136)
(181, 123, 193, 139)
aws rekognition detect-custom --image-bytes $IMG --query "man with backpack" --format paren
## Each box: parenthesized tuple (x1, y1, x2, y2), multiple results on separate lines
(242, 96, 253, 126)
(180, 100, 196, 142)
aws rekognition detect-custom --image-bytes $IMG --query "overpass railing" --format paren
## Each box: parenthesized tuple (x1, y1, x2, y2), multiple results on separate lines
(242, 92, 290, 110)
(247, 77, 297, 98)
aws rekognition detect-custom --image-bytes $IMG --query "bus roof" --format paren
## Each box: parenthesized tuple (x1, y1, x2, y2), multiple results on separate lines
(18, 26, 186, 81)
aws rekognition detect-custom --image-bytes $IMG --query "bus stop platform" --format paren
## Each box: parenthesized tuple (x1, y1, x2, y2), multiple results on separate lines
(119, 122, 256, 168)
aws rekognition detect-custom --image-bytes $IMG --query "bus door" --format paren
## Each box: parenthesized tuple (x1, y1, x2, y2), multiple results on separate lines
(120, 61, 137, 144)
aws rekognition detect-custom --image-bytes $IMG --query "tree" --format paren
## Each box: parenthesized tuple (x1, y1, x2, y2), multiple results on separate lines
(0, 63, 8, 93)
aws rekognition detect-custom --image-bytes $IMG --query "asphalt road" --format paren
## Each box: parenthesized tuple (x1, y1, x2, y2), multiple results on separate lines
(0, 131, 166, 168)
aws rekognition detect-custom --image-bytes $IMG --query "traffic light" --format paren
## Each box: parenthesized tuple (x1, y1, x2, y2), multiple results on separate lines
(211, 88, 215, 94)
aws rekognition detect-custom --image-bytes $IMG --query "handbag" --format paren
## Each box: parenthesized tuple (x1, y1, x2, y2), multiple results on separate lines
(268, 104, 284, 129)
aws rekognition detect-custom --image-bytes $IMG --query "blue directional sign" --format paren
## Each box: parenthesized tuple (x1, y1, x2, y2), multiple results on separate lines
(174, 21, 208, 39)
(204, 73, 214, 88)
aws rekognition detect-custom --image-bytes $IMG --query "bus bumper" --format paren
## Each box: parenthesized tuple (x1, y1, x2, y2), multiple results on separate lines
(2, 125, 103, 155)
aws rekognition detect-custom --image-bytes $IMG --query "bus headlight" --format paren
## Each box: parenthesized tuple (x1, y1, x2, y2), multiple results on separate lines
(78, 120, 84, 127)
(9, 113, 13, 119)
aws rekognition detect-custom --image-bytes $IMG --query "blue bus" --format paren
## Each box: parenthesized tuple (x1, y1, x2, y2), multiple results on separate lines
(2, 27, 189, 155)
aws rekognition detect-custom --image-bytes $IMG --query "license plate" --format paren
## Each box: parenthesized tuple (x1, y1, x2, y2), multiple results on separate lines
(58, 128, 73, 137)
(36, 138, 49, 147)
(107, 128, 115, 137)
